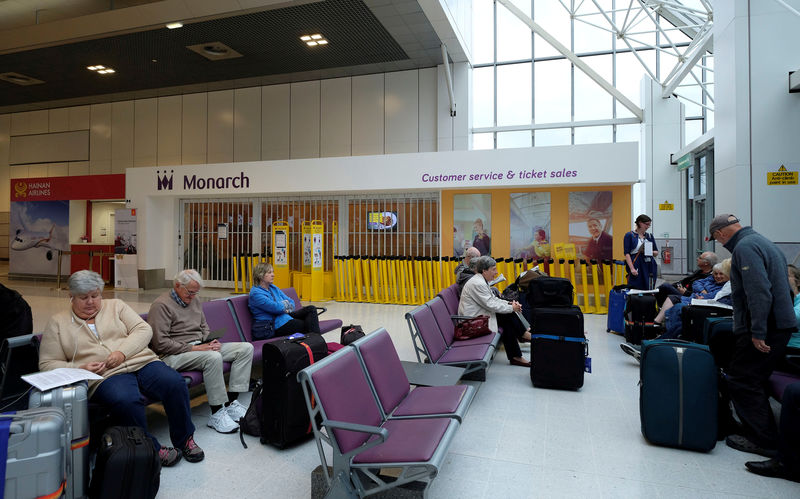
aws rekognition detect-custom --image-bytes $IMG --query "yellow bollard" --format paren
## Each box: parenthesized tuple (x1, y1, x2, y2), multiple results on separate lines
(379, 257, 390, 304)
(345, 256, 355, 302)
(567, 259, 578, 306)
(232, 257, 241, 294)
(413, 257, 425, 304)
(578, 259, 593, 313)
(424, 257, 435, 301)
(353, 256, 364, 302)
(593, 260, 607, 314)
(388, 257, 400, 304)
(433, 257, 444, 295)
(555, 258, 564, 279)
(362, 257, 374, 303)
(603, 260, 614, 309)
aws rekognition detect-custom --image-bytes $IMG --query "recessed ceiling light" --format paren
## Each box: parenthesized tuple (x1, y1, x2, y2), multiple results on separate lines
(300, 33, 328, 47)
(300, 35, 311, 41)
(317, 39, 328, 45)
(306, 41, 318, 46)
(166, 22, 183, 29)
(88, 65, 115, 75)
(310, 34, 322, 40)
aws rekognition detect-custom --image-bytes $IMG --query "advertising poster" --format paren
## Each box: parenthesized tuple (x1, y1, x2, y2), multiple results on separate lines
(568, 191, 614, 261)
(114, 209, 138, 289)
(10, 201, 70, 276)
(453, 194, 492, 257)
(510, 192, 552, 260)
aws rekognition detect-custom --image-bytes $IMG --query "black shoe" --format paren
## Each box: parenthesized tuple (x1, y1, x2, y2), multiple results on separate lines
(725, 434, 778, 458)
(619, 343, 641, 362)
(745, 458, 800, 483)
(510, 357, 531, 368)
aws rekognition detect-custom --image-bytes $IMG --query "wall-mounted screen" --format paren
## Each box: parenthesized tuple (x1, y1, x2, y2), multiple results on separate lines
(367, 211, 398, 231)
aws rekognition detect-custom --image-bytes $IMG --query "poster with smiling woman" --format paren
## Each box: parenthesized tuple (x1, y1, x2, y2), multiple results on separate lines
(453, 194, 492, 257)
(568, 191, 613, 261)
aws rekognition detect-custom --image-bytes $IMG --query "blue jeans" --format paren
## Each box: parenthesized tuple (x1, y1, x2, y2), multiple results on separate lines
(91, 360, 195, 450)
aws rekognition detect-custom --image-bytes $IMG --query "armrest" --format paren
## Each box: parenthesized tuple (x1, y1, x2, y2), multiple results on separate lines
(450, 314, 477, 321)
(316, 306, 327, 316)
(323, 419, 389, 460)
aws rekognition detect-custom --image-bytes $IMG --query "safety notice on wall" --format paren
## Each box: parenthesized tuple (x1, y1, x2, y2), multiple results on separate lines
(658, 202, 674, 211)
(767, 165, 798, 185)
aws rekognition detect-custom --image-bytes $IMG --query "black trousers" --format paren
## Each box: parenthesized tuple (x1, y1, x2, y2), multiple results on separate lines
(779, 382, 800, 477)
(275, 305, 321, 336)
(725, 329, 791, 449)
(496, 312, 526, 361)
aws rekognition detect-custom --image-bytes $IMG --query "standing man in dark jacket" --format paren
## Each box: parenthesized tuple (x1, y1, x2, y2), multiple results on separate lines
(710, 214, 796, 457)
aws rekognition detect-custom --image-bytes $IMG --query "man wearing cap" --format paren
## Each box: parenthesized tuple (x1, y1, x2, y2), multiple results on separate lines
(709, 214, 795, 457)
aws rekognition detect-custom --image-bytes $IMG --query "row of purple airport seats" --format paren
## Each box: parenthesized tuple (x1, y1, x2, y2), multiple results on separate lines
(298, 328, 469, 497)
(280, 287, 343, 334)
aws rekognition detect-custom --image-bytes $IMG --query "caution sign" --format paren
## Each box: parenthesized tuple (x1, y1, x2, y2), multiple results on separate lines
(659, 202, 674, 211)
(767, 165, 798, 185)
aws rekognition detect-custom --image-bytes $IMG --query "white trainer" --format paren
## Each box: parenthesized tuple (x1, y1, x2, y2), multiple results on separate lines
(225, 400, 248, 422)
(208, 407, 239, 433)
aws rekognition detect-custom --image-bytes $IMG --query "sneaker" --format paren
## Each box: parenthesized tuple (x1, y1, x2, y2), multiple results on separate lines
(225, 400, 248, 422)
(159, 446, 181, 467)
(620, 343, 642, 362)
(181, 435, 205, 463)
(208, 407, 239, 434)
(725, 434, 778, 458)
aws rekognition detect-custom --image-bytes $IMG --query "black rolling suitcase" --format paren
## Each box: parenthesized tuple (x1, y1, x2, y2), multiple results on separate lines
(639, 340, 717, 452)
(704, 317, 735, 369)
(260, 333, 327, 448)
(527, 277, 574, 308)
(624, 293, 659, 344)
(89, 426, 160, 499)
(530, 306, 589, 390)
(679, 304, 732, 343)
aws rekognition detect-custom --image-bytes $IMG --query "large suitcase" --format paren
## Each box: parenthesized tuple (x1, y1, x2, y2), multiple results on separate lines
(3, 407, 66, 499)
(260, 334, 328, 448)
(639, 339, 717, 452)
(530, 306, 588, 390)
(527, 277, 574, 308)
(29, 381, 89, 499)
(0, 334, 40, 411)
(89, 426, 160, 499)
(704, 317, 735, 369)
(606, 285, 627, 334)
(679, 304, 733, 343)
(624, 293, 659, 344)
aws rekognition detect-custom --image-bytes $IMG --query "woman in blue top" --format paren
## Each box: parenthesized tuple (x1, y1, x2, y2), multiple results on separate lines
(248, 262, 320, 339)
(624, 214, 659, 290)
(778, 264, 800, 374)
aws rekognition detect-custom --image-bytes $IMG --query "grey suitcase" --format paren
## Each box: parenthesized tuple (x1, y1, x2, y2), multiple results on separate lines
(29, 382, 89, 499)
(3, 407, 67, 499)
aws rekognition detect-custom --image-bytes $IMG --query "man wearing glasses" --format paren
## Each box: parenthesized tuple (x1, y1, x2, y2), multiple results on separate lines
(148, 269, 253, 434)
(709, 214, 795, 458)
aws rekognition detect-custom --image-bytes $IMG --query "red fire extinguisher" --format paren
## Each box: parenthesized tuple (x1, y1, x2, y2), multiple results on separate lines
(662, 246, 672, 265)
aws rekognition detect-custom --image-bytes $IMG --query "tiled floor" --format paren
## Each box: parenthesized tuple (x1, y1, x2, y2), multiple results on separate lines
(3, 264, 799, 498)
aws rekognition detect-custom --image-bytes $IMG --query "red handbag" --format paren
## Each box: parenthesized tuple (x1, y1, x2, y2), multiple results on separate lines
(454, 315, 492, 341)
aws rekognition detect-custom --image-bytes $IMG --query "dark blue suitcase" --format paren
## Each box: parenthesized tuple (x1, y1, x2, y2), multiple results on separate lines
(639, 339, 717, 452)
(606, 285, 627, 334)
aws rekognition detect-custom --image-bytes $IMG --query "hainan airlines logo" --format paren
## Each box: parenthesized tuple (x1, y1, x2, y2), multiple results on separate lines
(156, 170, 174, 190)
(14, 181, 28, 198)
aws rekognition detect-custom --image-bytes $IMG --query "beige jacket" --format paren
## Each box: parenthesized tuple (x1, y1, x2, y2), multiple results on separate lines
(39, 298, 159, 395)
(458, 273, 512, 333)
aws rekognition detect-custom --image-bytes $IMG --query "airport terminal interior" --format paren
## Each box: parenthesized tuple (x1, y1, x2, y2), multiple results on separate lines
(1, 0, 799, 498)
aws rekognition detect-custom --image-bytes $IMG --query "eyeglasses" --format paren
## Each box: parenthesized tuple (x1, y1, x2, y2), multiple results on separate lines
(181, 284, 200, 296)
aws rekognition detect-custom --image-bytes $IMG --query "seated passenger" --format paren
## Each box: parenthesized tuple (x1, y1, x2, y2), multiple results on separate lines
(455, 247, 481, 296)
(459, 256, 531, 367)
(653, 259, 731, 326)
(39, 270, 203, 467)
(148, 269, 254, 434)
(655, 251, 718, 306)
(777, 264, 800, 375)
(249, 262, 320, 338)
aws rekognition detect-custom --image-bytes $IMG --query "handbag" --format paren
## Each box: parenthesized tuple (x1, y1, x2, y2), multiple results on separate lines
(340, 324, 366, 346)
(251, 320, 275, 340)
(454, 315, 492, 341)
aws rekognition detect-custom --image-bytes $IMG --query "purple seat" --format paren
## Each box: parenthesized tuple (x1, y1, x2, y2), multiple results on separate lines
(437, 285, 460, 316)
(281, 287, 343, 334)
(428, 297, 500, 349)
(227, 294, 280, 364)
(404, 305, 493, 378)
(352, 328, 473, 422)
(299, 348, 459, 496)
(769, 371, 800, 402)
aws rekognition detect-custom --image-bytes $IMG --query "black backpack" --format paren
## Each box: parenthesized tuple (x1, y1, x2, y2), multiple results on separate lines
(340, 324, 366, 346)
(239, 380, 264, 448)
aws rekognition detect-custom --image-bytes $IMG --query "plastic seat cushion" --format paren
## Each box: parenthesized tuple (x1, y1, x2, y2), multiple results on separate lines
(391, 386, 467, 418)
(352, 418, 451, 464)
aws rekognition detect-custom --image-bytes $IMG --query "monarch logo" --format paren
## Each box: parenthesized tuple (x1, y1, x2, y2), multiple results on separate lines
(156, 170, 174, 190)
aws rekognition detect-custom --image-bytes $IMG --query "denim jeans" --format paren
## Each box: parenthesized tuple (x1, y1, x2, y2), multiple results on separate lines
(91, 360, 196, 450)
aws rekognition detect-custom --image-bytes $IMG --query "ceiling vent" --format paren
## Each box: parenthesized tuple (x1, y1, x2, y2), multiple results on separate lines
(186, 42, 243, 61)
(0, 72, 45, 86)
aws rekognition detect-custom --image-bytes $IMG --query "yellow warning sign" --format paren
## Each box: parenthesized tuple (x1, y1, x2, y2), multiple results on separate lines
(767, 165, 798, 185)
(658, 203, 674, 211)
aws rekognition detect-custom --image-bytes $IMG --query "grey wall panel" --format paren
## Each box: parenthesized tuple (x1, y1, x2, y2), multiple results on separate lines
(9, 130, 89, 165)
(207, 90, 234, 164)
(157, 95, 182, 167)
(90, 103, 112, 174)
(69, 106, 90, 131)
(418, 67, 438, 153)
(10, 110, 48, 136)
(181, 93, 208, 165)
(47, 163, 68, 177)
(352, 74, 385, 156)
(111, 101, 134, 173)
(290, 81, 321, 159)
(48, 108, 69, 132)
(69, 161, 89, 176)
(134, 98, 158, 168)
(261, 84, 290, 160)
(321, 77, 352, 158)
(234, 87, 262, 162)
(385, 70, 419, 154)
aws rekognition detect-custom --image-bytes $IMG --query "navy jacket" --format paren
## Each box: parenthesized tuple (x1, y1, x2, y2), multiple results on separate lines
(723, 226, 795, 339)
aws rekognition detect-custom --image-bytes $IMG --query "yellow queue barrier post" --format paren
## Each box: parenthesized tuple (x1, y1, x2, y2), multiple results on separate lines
(424, 257, 435, 300)
(388, 257, 400, 304)
(566, 260, 578, 306)
(614, 260, 626, 287)
(232, 256, 242, 293)
(397, 257, 409, 304)
(371, 256, 382, 303)
(441, 257, 453, 288)
(591, 260, 606, 314)
(310, 220, 324, 301)
(413, 257, 425, 304)
(576, 259, 592, 313)
(272, 221, 291, 289)
(379, 257, 390, 304)
(353, 256, 364, 302)
(345, 256, 356, 302)
(332, 256, 342, 301)
(433, 257, 443, 295)
(358, 256, 370, 303)
(405, 256, 416, 304)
